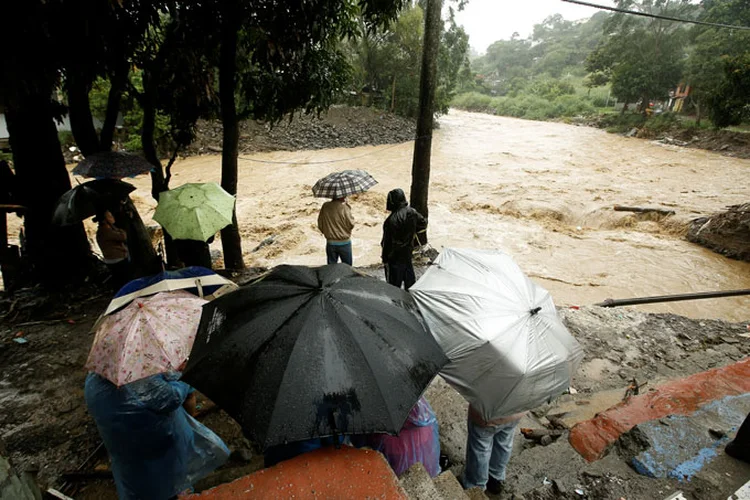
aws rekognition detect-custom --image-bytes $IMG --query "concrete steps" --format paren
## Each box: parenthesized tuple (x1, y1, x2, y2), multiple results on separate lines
(399, 463, 488, 500)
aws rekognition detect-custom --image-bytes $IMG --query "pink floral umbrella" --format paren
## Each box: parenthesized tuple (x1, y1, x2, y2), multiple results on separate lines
(86, 290, 207, 386)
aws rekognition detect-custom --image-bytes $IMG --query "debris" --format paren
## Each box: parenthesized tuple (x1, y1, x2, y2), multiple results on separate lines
(540, 435, 553, 446)
(613, 205, 675, 216)
(663, 492, 687, 500)
(575, 488, 585, 496)
(543, 477, 552, 486)
(568, 386, 578, 394)
(623, 377, 648, 400)
(12, 337, 28, 344)
(721, 336, 740, 344)
(626, 128, 638, 137)
(47, 489, 74, 500)
(251, 236, 277, 253)
(520, 428, 565, 444)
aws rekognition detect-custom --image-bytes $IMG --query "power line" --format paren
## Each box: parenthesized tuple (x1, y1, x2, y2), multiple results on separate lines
(561, 0, 750, 31)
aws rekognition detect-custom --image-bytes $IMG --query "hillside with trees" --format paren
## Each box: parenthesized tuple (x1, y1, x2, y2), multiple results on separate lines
(452, 0, 750, 131)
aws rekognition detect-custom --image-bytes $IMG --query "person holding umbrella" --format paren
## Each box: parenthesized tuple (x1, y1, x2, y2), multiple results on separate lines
(313, 170, 377, 265)
(84, 291, 229, 500)
(381, 188, 427, 290)
(317, 197, 355, 265)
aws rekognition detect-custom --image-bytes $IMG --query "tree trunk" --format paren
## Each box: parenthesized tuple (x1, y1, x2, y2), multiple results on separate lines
(218, 5, 245, 270)
(409, 0, 443, 229)
(5, 93, 92, 281)
(65, 73, 101, 156)
(100, 64, 127, 151)
(695, 101, 702, 127)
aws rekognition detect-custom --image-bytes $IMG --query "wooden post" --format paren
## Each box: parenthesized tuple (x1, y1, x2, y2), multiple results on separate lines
(409, 0, 443, 225)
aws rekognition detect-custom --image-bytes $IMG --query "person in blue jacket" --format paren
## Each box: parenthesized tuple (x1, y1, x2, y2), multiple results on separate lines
(84, 371, 229, 500)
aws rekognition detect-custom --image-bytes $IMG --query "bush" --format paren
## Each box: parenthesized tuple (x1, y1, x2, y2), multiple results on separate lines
(452, 91, 598, 121)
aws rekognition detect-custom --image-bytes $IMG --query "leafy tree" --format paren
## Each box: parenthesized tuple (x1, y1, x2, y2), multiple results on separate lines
(343, 3, 471, 117)
(586, 0, 693, 112)
(181, 0, 407, 269)
(1, 1, 94, 281)
(686, 0, 750, 125)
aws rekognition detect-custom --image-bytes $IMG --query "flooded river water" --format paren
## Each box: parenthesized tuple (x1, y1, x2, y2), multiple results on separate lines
(20, 110, 750, 320)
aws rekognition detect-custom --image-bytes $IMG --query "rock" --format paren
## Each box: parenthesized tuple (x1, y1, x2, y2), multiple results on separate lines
(465, 487, 489, 500)
(433, 471, 468, 500)
(399, 463, 442, 500)
(229, 448, 253, 463)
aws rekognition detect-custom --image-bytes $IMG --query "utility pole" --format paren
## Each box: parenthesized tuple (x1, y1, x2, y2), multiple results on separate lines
(409, 0, 442, 228)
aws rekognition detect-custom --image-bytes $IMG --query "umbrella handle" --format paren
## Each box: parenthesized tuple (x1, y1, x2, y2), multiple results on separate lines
(195, 279, 204, 298)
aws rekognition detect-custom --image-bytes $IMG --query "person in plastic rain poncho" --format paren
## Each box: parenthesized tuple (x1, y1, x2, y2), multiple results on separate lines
(461, 405, 525, 495)
(353, 396, 441, 477)
(84, 371, 229, 500)
(381, 188, 427, 290)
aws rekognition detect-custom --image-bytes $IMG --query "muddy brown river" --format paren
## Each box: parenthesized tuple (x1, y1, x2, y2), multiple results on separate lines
(11, 110, 750, 320)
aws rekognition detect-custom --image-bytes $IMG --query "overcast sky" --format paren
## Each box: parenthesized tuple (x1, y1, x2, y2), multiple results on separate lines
(452, 0, 615, 54)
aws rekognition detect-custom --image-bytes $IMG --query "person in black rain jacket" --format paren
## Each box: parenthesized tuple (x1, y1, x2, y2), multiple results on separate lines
(381, 188, 427, 289)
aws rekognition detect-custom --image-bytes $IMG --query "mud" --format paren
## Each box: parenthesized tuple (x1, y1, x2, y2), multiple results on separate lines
(688, 203, 750, 262)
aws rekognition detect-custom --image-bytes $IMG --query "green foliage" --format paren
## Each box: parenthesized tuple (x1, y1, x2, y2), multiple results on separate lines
(343, 3, 471, 118)
(687, 0, 750, 126)
(586, 0, 693, 107)
(451, 91, 597, 121)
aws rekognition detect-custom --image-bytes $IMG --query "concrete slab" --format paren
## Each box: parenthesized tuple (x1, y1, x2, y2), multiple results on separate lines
(629, 393, 750, 480)
(433, 471, 468, 500)
(182, 447, 407, 499)
(569, 358, 750, 461)
(399, 462, 441, 500)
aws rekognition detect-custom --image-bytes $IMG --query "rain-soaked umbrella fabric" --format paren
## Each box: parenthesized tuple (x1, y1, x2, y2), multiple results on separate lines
(153, 183, 235, 241)
(72, 151, 154, 179)
(312, 169, 377, 199)
(182, 264, 448, 449)
(104, 266, 238, 315)
(86, 290, 207, 386)
(52, 179, 136, 226)
(410, 248, 584, 422)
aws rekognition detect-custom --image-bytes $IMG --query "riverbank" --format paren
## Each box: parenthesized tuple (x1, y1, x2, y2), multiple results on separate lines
(450, 102, 750, 160)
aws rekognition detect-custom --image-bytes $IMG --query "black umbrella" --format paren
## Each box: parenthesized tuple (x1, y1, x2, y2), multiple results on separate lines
(52, 179, 136, 225)
(182, 264, 448, 449)
(71, 151, 154, 179)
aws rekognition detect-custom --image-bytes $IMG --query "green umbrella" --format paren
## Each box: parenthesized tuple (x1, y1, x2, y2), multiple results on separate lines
(154, 183, 235, 241)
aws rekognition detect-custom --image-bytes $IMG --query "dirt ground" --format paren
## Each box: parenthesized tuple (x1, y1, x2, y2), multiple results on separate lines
(1, 267, 748, 499)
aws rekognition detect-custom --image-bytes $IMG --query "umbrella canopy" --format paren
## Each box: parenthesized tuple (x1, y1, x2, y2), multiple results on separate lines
(72, 151, 154, 179)
(410, 248, 584, 422)
(182, 264, 448, 449)
(312, 169, 377, 199)
(86, 290, 207, 386)
(153, 183, 235, 241)
(104, 266, 238, 315)
(52, 179, 136, 226)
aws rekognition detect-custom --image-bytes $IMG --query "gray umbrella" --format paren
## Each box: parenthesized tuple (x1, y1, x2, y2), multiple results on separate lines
(72, 151, 154, 179)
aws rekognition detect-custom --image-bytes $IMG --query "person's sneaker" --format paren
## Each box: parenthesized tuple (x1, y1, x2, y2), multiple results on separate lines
(726, 440, 750, 463)
(487, 476, 505, 495)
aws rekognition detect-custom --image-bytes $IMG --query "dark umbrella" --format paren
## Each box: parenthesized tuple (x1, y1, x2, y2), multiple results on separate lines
(72, 151, 154, 179)
(182, 264, 448, 449)
(52, 179, 136, 226)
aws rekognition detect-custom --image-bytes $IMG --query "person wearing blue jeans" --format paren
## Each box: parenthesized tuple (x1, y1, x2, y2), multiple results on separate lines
(462, 405, 524, 494)
(318, 197, 355, 265)
(325, 241, 353, 265)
